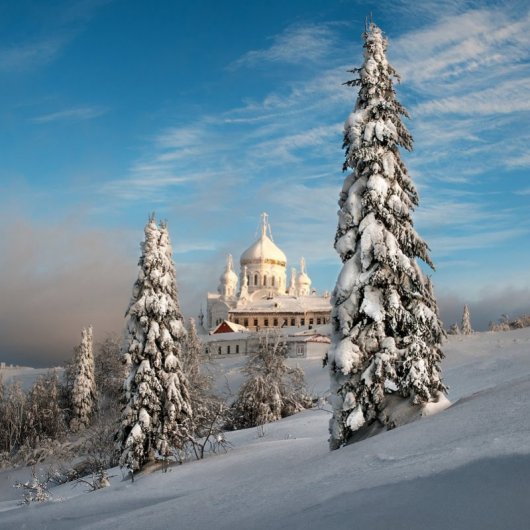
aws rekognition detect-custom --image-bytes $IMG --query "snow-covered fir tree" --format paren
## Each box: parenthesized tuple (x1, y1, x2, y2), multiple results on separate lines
(70, 326, 96, 432)
(117, 215, 192, 472)
(461, 305, 473, 335)
(183, 318, 202, 382)
(328, 22, 446, 449)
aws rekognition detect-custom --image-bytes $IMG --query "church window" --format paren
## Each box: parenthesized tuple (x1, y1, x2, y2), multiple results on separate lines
(273, 318, 278, 326)
(227, 345, 231, 354)
(236, 344, 240, 354)
(263, 275, 267, 286)
(218, 347, 221, 355)
(264, 318, 269, 327)
(254, 274, 258, 286)
(272, 276, 275, 286)
(244, 318, 248, 327)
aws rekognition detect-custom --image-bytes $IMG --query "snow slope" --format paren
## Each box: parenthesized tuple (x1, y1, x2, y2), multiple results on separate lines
(1, 329, 530, 529)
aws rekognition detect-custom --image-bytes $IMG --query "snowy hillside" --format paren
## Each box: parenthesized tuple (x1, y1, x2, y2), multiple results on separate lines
(1, 329, 530, 529)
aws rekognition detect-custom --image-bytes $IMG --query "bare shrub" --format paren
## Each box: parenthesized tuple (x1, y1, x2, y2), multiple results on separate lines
(228, 332, 312, 431)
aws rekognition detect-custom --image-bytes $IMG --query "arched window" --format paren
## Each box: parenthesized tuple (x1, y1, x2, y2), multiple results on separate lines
(254, 274, 258, 285)
(272, 276, 275, 286)
(263, 275, 267, 286)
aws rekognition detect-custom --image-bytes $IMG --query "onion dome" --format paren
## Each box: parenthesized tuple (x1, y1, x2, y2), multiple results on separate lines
(240, 213, 287, 267)
(218, 254, 238, 297)
(296, 257, 311, 295)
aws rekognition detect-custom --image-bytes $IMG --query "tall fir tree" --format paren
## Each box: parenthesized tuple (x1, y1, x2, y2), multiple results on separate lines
(117, 216, 192, 472)
(328, 23, 446, 449)
(461, 305, 473, 335)
(70, 326, 96, 432)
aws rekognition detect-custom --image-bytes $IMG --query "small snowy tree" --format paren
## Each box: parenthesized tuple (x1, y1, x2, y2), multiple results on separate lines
(183, 318, 202, 382)
(117, 216, 192, 473)
(230, 333, 312, 430)
(328, 22, 446, 449)
(461, 305, 473, 335)
(70, 326, 96, 432)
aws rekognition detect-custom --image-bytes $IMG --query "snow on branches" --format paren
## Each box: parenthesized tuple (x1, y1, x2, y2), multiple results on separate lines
(328, 23, 446, 449)
(117, 216, 192, 472)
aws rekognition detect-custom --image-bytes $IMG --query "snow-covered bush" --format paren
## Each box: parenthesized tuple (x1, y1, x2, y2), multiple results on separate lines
(24, 371, 65, 450)
(116, 216, 192, 473)
(447, 323, 460, 335)
(15, 467, 52, 504)
(489, 313, 530, 332)
(229, 333, 312, 431)
(328, 22, 446, 449)
(0, 380, 26, 455)
(75, 468, 111, 492)
(70, 326, 96, 432)
(0, 371, 68, 467)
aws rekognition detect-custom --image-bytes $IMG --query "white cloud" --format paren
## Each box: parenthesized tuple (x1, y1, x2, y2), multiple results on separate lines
(31, 106, 107, 123)
(0, 37, 66, 72)
(230, 22, 338, 69)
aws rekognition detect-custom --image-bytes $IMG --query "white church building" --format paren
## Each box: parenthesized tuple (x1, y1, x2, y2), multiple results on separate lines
(203, 213, 332, 333)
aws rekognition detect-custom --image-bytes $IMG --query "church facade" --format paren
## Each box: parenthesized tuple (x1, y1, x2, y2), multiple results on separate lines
(205, 213, 331, 332)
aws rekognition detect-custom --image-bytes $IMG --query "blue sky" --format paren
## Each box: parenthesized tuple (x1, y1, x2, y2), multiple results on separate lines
(1, 0, 529, 365)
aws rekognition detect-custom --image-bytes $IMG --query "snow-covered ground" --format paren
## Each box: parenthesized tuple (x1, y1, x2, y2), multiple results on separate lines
(1, 328, 530, 529)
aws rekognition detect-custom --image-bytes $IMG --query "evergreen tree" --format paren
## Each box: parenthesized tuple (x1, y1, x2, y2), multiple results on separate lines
(328, 22, 446, 449)
(117, 216, 192, 472)
(70, 326, 96, 432)
(461, 305, 473, 335)
(183, 318, 202, 382)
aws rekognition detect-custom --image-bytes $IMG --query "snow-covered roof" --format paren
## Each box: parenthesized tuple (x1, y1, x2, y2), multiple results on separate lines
(210, 320, 249, 335)
(202, 331, 253, 343)
(290, 324, 332, 336)
(287, 334, 331, 344)
(231, 295, 331, 314)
